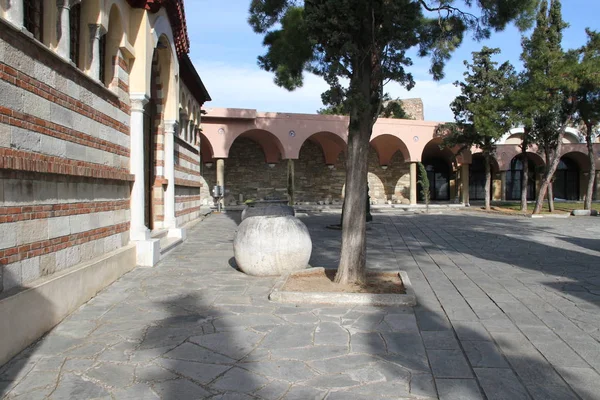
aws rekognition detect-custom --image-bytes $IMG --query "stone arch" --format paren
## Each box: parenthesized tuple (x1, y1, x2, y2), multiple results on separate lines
(370, 134, 410, 166)
(226, 129, 286, 163)
(420, 138, 456, 201)
(298, 131, 347, 165)
(154, 34, 178, 121)
(499, 127, 583, 145)
(103, 4, 125, 87)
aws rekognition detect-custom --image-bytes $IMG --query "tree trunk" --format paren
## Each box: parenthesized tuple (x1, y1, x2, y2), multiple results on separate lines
(335, 58, 374, 285)
(484, 153, 491, 211)
(544, 149, 555, 213)
(335, 115, 371, 285)
(533, 124, 569, 214)
(585, 123, 595, 210)
(521, 146, 529, 212)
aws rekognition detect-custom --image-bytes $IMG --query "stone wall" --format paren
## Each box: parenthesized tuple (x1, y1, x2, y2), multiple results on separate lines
(0, 22, 131, 293)
(221, 138, 411, 205)
(400, 98, 424, 120)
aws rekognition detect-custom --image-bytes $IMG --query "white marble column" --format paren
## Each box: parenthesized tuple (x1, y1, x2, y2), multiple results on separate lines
(163, 120, 177, 230)
(129, 94, 150, 241)
(217, 159, 225, 208)
(409, 162, 418, 205)
(4, 0, 24, 29)
(88, 24, 105, 81)
(56, 0, 71, 59)
(180, 114, 188, 140)
(461, 164, 470, 206)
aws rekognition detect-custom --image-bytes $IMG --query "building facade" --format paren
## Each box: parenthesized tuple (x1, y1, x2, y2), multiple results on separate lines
(199, 108, 600, 207)
(0, 0, 209, 365)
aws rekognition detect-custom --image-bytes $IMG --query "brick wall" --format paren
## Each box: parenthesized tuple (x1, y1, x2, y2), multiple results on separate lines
(0, 22, 131, 293)
(221, 138, 411, 205)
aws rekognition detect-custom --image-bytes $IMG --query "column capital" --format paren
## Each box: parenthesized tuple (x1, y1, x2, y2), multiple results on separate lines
(130, 94, 150, 112)
(164, 120, 179, 134)
(88, 24, 106, 40)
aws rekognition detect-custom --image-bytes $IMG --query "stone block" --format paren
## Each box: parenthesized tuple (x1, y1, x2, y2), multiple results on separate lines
(11, 126, 41, 153)
(0, 80, 24, 114)
(22, 90, 49, 120)
(3, 178, 34, 205)
(33, 179, 58, 204)
(39, 254, 57, 277)
(65, 142, 87, 162)
(136, 239, 160, 267)
(66, 246, 81, 268)
(3, 262, 22, 291)
(40, 135, 67, 158)
(0, 123, 10, 148)
(49, 102, 73, 129)
(0, 222, 17, 249)
(17, 219, 48, 246)
(21, 257, 40, 284)
(57, 181, 78, 203)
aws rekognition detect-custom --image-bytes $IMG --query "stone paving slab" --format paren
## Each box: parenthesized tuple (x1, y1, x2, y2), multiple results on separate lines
(1, 211, 600, 399)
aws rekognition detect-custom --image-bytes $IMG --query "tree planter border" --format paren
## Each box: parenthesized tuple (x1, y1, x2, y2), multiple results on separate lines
(269, 267, 417, 306)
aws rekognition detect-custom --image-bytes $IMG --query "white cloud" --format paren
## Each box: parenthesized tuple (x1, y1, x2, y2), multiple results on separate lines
(193, 60, 459, 121)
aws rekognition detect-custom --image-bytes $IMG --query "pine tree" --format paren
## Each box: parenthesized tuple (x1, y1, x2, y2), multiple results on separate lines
(441, 47, 516, 210)
(249, 0, 538, 284)
(575, 29, 600, 210)
(521, 0, 579, 214)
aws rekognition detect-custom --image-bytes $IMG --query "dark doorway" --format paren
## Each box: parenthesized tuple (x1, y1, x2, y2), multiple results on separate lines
(419, 158, 450, 201)
(469, 156, 491, 201)
(554, 157, 579, 200)
(143, 99, 156, 230)
(506, 157, 537, 201)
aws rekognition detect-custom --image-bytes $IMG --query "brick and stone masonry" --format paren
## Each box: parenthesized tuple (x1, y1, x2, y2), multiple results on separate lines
(222, 138, 411, 205)
(0, 20, 131, 294)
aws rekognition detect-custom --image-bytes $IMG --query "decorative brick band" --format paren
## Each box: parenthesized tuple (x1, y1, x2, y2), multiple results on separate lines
(175, 151, 199, 166)
(175, 136, 199, 155)
(176, 206, 200, 217)
(0, 63, 130, 135)
(175, 178, 203, 188)
(0, 222, 129, 265)
(175, 195, 201, 203)
(117, 79, 129, 93)
(0, 200, 130, 224)
(0, 107, 130, 157)
(113, 55, 128, 71)
(0, 148, 135, 181)
(175, 164, 201, 177)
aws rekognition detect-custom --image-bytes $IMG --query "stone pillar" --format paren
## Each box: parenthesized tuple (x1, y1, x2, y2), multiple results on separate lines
(216, 158, 225, 208)
(180, 115, 188, 140)
(461, 164, 470, 206)
(287, 159, 295, 206)
(595, 171, 600, 201)
(56, 0, 71, 59)
(500, 171, 507, 201)
(129, 94, 150, 241)
(409, 162, 418, 205)
(163, 121, 177, 230)
(88, 24, 105, 81)
(4, 0, 24, 29)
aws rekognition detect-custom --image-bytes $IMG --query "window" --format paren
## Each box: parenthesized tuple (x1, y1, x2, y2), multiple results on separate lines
(99, 34, 107, 84)
(69, 4, 81, 65)
(24, 0, 43, 41)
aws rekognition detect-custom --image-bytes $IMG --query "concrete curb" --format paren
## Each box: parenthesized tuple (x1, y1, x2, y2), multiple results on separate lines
(269, 267, 417, 307)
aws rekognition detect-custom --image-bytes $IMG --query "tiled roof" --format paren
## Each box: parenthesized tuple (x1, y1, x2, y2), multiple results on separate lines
(127, 0, 190, 56)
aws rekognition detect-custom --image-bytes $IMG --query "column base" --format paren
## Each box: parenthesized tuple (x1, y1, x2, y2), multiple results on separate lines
(168, 228, 187, 240)
(130, 227, 151, 241)
(136, 239, 161, 267)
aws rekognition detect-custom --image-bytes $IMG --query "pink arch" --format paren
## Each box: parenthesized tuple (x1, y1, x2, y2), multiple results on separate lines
(227, 129, 285, 164)
(299, 131, 347, 164)
(370, 134, 410, 165)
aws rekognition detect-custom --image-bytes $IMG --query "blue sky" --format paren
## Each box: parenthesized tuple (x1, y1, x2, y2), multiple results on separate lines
(185, 1, 600, 122)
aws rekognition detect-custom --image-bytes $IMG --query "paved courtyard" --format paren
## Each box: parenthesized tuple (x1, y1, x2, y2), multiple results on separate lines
(1, 210, 600, 399)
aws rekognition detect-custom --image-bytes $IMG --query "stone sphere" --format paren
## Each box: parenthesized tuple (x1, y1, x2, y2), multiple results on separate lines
(233, 215, 312, 276)
(241, 205, 295, 221)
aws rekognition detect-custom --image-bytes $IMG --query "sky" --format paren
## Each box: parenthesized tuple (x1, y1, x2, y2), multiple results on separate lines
(185, 1, 600, 122)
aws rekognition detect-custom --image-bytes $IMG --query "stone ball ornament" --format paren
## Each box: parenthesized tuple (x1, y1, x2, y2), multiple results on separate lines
(233, 215, 312, 276)
(241, 204, 295, 221)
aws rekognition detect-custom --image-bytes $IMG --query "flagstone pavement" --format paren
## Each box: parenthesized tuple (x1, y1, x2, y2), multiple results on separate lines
(1, 210, 600, 399)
